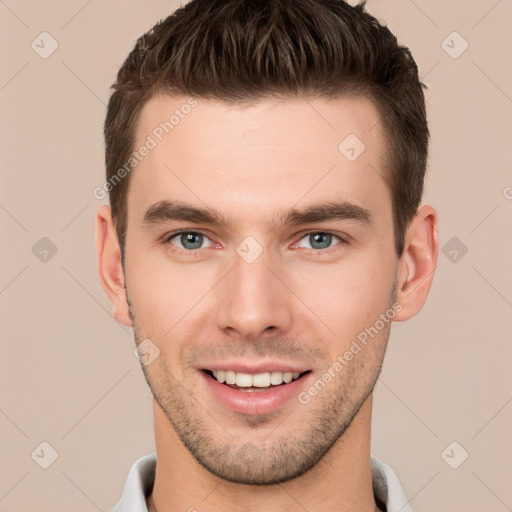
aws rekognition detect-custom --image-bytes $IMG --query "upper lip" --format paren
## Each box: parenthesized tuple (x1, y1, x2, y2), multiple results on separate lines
(200, 361, 311, 374)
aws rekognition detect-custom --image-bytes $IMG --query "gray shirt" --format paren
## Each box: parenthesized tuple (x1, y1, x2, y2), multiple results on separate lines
(111, 453, 414, 511)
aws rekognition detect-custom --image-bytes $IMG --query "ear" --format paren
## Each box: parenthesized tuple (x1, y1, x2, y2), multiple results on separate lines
(95, 205, 133, 327)
(393, 204, 439, 322)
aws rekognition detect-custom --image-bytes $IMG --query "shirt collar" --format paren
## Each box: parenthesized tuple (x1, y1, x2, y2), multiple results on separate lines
(111, 452, 414, 512)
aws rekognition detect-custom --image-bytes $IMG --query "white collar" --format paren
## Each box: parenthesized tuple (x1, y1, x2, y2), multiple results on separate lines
(111, 452, 414, 512)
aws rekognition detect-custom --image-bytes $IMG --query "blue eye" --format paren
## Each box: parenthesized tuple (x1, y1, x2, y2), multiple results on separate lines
(167, 231, 211, 251)
(297, 232, 343, 250)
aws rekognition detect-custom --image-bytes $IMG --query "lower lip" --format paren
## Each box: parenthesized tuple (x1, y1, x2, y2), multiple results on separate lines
(200, 370, 312, 415)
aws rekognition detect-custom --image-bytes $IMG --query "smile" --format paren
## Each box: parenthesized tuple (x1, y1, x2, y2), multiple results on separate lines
(200, 368, 313, 415)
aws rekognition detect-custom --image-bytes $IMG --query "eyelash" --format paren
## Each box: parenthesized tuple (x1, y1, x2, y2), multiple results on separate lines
(162, 229, 348, 255)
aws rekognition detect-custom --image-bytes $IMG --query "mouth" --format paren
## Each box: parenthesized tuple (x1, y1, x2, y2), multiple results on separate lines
(200, 368, 313, 415)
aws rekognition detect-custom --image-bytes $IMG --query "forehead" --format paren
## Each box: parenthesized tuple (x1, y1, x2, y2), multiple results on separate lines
(127, 93, 390, 230)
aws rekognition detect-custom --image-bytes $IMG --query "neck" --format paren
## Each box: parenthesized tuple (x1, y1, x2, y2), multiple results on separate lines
(149, 394, 379, 512)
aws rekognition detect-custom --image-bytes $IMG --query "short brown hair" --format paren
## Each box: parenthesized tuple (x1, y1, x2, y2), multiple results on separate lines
(104, 0, 429, 264)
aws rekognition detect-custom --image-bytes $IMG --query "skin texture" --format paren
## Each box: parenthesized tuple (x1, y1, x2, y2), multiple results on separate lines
(96, 93, 438, 512)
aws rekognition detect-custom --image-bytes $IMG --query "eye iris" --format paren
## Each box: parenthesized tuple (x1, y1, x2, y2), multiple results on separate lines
(310, 233, 332, 250)
(181, 232, 203, 250)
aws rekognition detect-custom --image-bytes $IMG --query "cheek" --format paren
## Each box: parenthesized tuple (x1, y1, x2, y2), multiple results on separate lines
(127, 251, 216, 341)
(296, 255, 395, 340)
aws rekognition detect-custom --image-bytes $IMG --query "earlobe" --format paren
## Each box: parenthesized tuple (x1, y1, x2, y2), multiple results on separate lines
(393, 204, 439, 322)
(95, 205, 133, 327)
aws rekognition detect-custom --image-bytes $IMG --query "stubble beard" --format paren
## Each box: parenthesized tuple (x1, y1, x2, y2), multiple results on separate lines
(127, 281, 396, 485)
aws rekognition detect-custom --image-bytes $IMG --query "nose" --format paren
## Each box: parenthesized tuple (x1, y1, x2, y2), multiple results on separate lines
(214, 248, 293, 342)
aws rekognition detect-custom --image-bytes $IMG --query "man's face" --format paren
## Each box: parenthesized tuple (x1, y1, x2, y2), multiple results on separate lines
(124, 93, 399, 484)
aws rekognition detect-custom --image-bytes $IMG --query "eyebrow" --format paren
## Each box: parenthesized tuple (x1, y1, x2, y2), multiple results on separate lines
(141, 199, 373, 231)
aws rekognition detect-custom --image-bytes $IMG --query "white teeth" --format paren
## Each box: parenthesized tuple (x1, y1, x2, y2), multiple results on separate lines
(252, 372, 270, 387)
(211, 369, 303, 387)
(270, 371, 283, 385)
(235, 372, 253, 387)
(225, 370, 236, 385)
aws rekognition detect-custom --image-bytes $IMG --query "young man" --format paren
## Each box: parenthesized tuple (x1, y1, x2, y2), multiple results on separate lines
(96, 1, 438, 510)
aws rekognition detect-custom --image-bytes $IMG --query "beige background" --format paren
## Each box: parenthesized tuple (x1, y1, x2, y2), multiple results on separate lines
(1, 0, 511, 510)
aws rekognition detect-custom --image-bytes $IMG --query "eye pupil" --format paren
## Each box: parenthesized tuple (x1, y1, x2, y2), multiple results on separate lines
(181, 232, 203, 250)
(310, 232, 332, 250)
